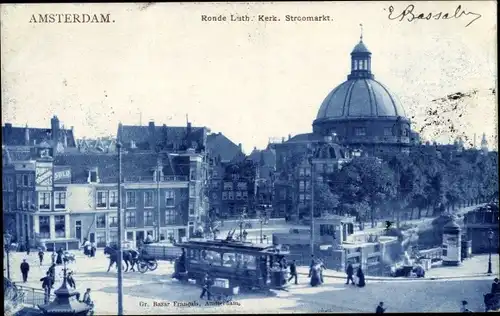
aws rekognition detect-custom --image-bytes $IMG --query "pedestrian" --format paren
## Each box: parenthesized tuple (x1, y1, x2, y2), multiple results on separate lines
(40, 272, 54, 303)
(376, 302, 386, 314)
(47, 264, 56, 286)
(242, 230, 248, 241)
(461, 300, 472, 313)
(356, 267, 366, 288)
(90, 242, 96, 258)
(51, 251, 56, 265)
(199, 272, 212, 300)
(56, 248, 63, 265)
(308, 254, 316, 277)
(67, 271, 76, 289)
(82, 288, 92, 305)
(287, 260, 298, 285)
(310, 264, 321, 287)
(346, 263, 355, 285)
(20, 259, 30, 283)
(38, 249, 44, 266)
(491, 278, 499, 294)
(318, 259, 326, 284)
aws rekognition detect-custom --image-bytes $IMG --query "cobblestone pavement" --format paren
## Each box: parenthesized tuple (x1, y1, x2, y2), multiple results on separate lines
(5, 250, 497, 314)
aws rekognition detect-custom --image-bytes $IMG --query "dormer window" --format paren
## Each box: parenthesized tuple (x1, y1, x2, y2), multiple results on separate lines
(88, 168, 99, 183)
(130, 140, 137, 149)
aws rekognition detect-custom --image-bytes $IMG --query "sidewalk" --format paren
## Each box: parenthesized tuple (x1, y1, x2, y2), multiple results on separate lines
(296, 253, 498, 282)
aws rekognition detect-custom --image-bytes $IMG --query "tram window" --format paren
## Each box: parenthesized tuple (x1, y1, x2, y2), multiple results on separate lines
(241, 254, 256, 270)
(188, 249, 200, 263)
(222, 253, 238, 268)
(200, 250, 221, 266)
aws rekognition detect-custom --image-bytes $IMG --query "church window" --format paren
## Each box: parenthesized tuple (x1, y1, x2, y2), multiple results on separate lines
(359, 60, 364, 70)
(353, 60, 358, 70)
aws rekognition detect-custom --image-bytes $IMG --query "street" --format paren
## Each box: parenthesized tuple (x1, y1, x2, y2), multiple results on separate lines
(6, 250, 497, 314)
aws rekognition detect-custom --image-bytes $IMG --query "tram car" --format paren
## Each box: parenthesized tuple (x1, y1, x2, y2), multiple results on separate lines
(172, 231, 290, 294)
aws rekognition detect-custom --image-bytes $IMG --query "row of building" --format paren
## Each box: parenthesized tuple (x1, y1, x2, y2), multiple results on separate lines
(3, 34, 493, 250)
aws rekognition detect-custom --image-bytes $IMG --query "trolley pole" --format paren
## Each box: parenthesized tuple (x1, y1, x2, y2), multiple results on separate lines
(116, 142, 124, 315)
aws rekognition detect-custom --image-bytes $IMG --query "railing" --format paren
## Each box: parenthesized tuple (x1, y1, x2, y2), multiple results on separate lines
(14, 284, 56, 307)
(121, 175, 189, 183)
(416, 247, 442, 260)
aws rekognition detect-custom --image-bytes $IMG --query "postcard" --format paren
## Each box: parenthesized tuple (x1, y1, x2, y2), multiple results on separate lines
(1, 1, 498, 315)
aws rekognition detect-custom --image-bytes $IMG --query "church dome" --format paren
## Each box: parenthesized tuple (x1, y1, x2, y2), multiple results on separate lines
(316, 78, 407, 120)
(352, 41, 371, 54)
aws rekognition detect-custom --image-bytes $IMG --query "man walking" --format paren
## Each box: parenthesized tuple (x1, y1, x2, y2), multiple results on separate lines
(376, 302, 386, 314)
(346, 263, 355, 285)
(491, 278, 499, 294)
(308, 255, 316, 277)
(20, 259, 30, 283)
(38, 249, 44, 266)
(40, 272, 54, 304)
(199, 273, 212, 301)
(287, 260, 298, 285)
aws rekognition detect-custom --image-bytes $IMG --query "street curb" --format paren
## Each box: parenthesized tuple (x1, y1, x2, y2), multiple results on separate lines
(296, 271, 494, 281)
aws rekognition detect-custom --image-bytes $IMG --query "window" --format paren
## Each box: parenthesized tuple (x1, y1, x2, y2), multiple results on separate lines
(89, 170, 98, 183)
(55, 215, 66, 238)
(326, 164, 334, 174)
(237, 182, 247, 190)
(354, 127, 366, 136)
(144, 210, 154, 226)
(109, 215, 117, 227)
(22, 174, 29, 186)
(189, 185, 195, 198)
(222, 253, 239, 268)
(228, 191, 234, 200)
(109, 231, 118, 245)
(96, 214, 106, 229)
(299, 194, 305, 205)
(144, 191, 154, 208)
(299, 168, 305, 177)
(384, 127, 393, 136)
(304, 167, 311, 176)
(96, 191, 107, 208)
(222, 192, 228, 200)
(165, 209, 175, 225)
(320, 224, 335, 238)
(223, 182, 233, 190)
(200, 250, 222, 266)
(96, 231, 106, 247)
(236, 191, 242, 200)
(280, 189, 286, 200)
(189, 204, 195, 216)
(354, 60, 358, 70)
(54, 192, 66, 209)
(231, 174, 239, 181)
(212, 181, 220, 189)
(109, 191, 118, 207)
(6, 177, 13, 191)
(125, 211, 136, 227)
(126, 191, 136, 208)
(242, 191, 248, 199)
(212, 192, 218, 199)
(126, 232, 134, 241)
(38, 192, 51, 210)
(299, 181, 305, 191)
(165, 190, 175, 207)
(305, 180, 311, 190)
(39, 216, 50, 238)
(190, 169, 197, 181)
(305, 194, 311, 200)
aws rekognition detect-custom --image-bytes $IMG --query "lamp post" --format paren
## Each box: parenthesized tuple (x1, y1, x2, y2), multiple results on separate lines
(116, 142, 124, 315)
(4, 232, 12, 279)
(156, 156, 162, 241)
(487, 229, 494, 274)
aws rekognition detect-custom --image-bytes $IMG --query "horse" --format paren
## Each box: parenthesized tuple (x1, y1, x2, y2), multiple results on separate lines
(103, 246, 139, 272)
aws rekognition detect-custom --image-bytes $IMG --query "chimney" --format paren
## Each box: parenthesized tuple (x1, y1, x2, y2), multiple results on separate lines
(148, 121, 156, 150)
(238, 143, 242, 151)
(71, 126, 74, 131)
(288, 134, 291, 140)
(51, 116, 60, 141)
(282, 137, 285, 143)
(25, 124, 30, 146)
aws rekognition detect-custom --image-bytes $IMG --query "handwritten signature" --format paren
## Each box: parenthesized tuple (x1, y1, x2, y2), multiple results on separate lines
(386, 4, 482, 27)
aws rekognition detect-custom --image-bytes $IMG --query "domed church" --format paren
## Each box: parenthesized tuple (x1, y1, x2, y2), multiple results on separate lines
(312, 32, 419, 155)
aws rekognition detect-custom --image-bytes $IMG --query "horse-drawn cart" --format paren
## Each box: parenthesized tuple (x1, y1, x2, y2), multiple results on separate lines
(142, 243, 183, 262)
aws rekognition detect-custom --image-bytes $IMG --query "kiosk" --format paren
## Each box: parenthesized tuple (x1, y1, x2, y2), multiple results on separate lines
(442, 221, 461, 266)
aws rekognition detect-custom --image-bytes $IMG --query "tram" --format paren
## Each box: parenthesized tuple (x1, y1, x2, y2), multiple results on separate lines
(172, 234, 290, 295)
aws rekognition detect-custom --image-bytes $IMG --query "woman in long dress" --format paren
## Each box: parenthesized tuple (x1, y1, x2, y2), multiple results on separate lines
(356, 267, 366, 288)
(310, 264, 321, 287)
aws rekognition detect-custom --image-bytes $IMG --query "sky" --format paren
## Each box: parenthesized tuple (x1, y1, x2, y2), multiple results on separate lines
(1, 1, 497, 153)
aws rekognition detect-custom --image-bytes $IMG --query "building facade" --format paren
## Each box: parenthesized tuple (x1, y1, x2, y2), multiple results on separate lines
(3, 143, 207, 250)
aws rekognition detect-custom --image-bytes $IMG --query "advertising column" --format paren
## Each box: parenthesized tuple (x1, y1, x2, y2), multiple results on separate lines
(442, 221, 461, 266)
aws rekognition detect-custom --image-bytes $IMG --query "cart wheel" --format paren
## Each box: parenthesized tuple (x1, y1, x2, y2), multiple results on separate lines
(137, 261, 148, 274)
